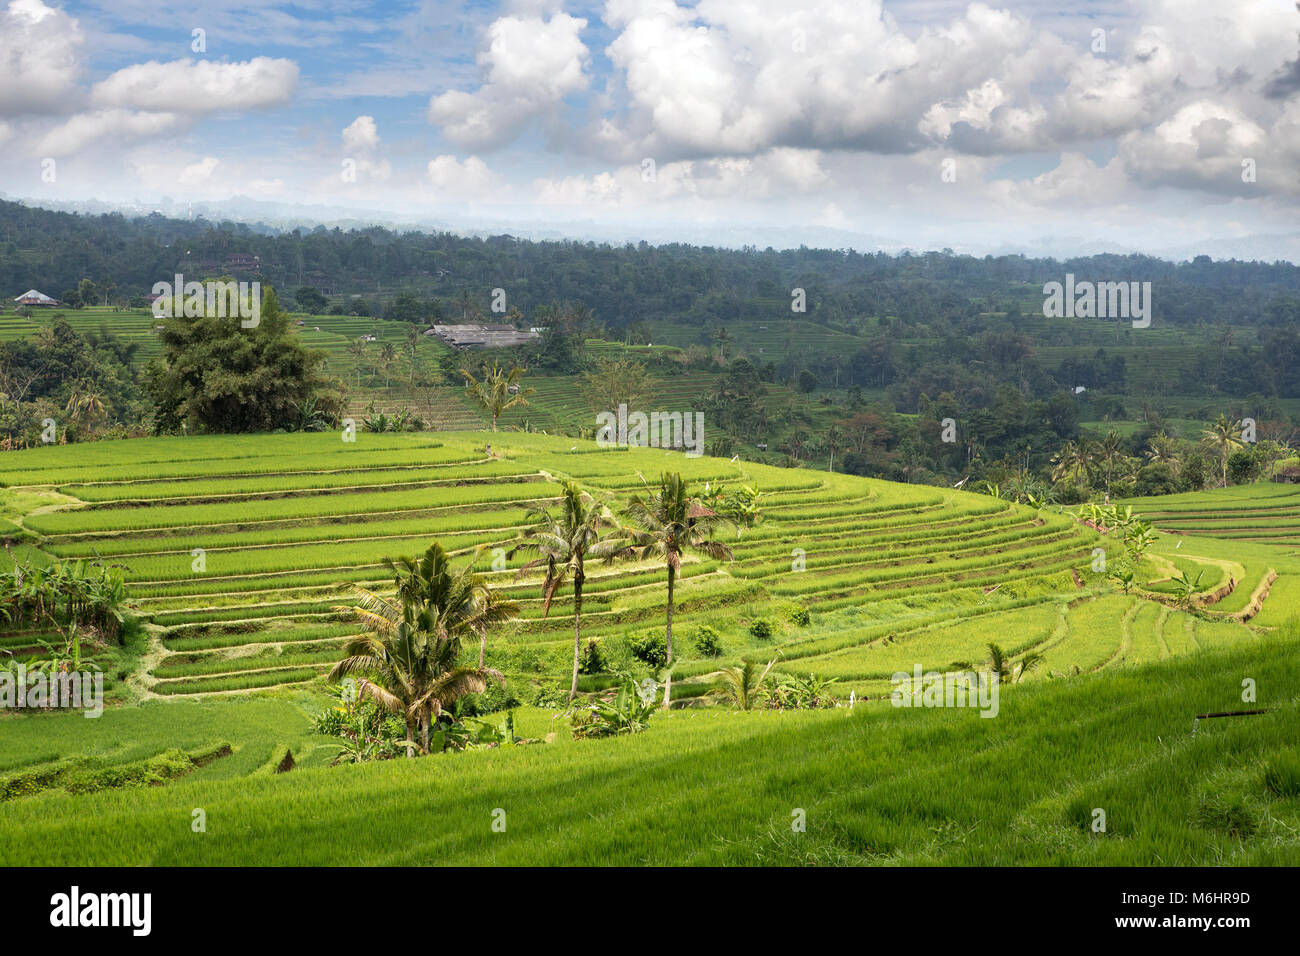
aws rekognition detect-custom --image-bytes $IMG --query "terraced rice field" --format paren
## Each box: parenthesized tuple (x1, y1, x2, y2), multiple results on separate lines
(3, 431, 1281, 706)
(1122, 483, 1300, 550)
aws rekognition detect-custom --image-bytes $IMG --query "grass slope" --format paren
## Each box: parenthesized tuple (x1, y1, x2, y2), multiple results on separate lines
(0, 635, 1296, 865)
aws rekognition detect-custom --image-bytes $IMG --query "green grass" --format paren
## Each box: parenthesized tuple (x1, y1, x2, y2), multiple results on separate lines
(0, 634, 1296, 864)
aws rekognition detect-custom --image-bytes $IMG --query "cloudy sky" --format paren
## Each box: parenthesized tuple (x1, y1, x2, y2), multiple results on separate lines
(2, 0, 1299, 253)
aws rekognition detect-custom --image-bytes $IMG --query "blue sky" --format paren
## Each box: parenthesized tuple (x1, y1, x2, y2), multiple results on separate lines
(2, 0, 1299, 255)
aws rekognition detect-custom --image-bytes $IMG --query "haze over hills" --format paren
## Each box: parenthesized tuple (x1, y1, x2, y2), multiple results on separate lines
(5, 191, 1298, 264)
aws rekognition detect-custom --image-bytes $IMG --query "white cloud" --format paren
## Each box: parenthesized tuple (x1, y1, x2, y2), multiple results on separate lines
(91, 57, 298, 114)
(339, 115, 390, 182)
(178, 156, 220, 186)
(428, 12, 589, 149)
(531, 147, 831, 206)
(427, 155, 501, 198)
(1119, 100, 1276, 195)
(0, 0, 83, 115)
(35, 109, 180, 156)
(342, 115, 380, 152)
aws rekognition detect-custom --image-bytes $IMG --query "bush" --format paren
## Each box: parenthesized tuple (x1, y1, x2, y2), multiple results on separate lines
(749, 618, 774, 640)
(629, 631, 668, 670)
(532, 684, 570, 709)
(1227, 450, 1261, 484)
(785, 603, 811, 627)
(457, 681, 523, 717)
(692, 624, 723, 657)
(578, 638, 607, 674)
(1134, 463, 1178, 497)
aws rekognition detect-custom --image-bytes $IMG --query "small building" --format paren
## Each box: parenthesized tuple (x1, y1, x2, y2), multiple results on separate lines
(1274, 466, 1300, 484)
(224, 253, 261, 274)
(14, 289, 59, 307)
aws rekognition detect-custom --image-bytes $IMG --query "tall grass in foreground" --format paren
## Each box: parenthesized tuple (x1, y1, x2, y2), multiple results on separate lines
(0, 633, 1296, 865)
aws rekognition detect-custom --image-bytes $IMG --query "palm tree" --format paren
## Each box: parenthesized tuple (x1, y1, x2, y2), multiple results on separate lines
(461, 360, 535, 431)
(347, 338, 368, 387)
(712, 326, 732, 363)
(510, 481, 631, 701)
(1145, 431, 1181, 475)
(715, 657, 777, 710)
(330, 542, 515, 756)
(453, 289, 481, 321)
(986, 643, 1012, 683)
(378, 342, 397, 388)
(1096, 430, 1125, 496)
(64, 382, 106, 423)
(826, 424, 845, 474)
(405, 325, 422, 384)
(623, 473, 734, 709)
(1202, 414, 1243, 488)
(1050, 439, 1092, 485)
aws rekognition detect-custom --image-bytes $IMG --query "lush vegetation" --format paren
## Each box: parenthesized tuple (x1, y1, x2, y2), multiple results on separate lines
(0, 632, 1296, 864)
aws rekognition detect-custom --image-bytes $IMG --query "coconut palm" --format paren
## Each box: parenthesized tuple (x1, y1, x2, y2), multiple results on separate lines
(64, 382, 106, 423)
(715, 657, 777, 710)
(1202, 414, 1243, 488)
(405, 325, 422, 384)
(330, 542, 515, 756)
(712, 326, 732, 363)
(347, 338, 368, 386)
(378, 342, 397, 387)
(460, 360, 534, 431)
(1050, 439, 1092, 485)
(1145, 431, 1181, 474)
(986, 643, 1012, 683)
(1014, 651, 1044, 683)
(623, 472, 734, 709)
(510, 481, 631, 701)
(1096, 430, 1125, 496)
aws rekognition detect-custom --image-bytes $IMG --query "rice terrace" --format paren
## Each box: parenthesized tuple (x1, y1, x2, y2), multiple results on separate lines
(1, 428, 1297, 870)
(4, 0, 1300, 930)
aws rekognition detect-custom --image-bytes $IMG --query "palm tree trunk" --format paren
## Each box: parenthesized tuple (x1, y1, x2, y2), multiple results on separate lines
(570, 576, 584, 702)
(662, 565, 675, 710)
(404, 721, 416, 758)
(419, 711, 431, 754)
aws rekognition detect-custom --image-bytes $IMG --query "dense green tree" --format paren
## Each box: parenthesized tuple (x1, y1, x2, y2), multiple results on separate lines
(146, 287, 343, 433)
(293, 286, 328, 313)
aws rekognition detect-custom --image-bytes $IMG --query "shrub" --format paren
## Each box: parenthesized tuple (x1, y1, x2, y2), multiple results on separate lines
(629, 631, 668, 670)
(457, 681, 523, 717)
(532, 684, 570, 709)
(578, 638, 607, 674)
(785, 603, 811, 627)
(749, 618, 774, 640)
(571, 673, 656, 738)
(692, 625, 723, 658)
